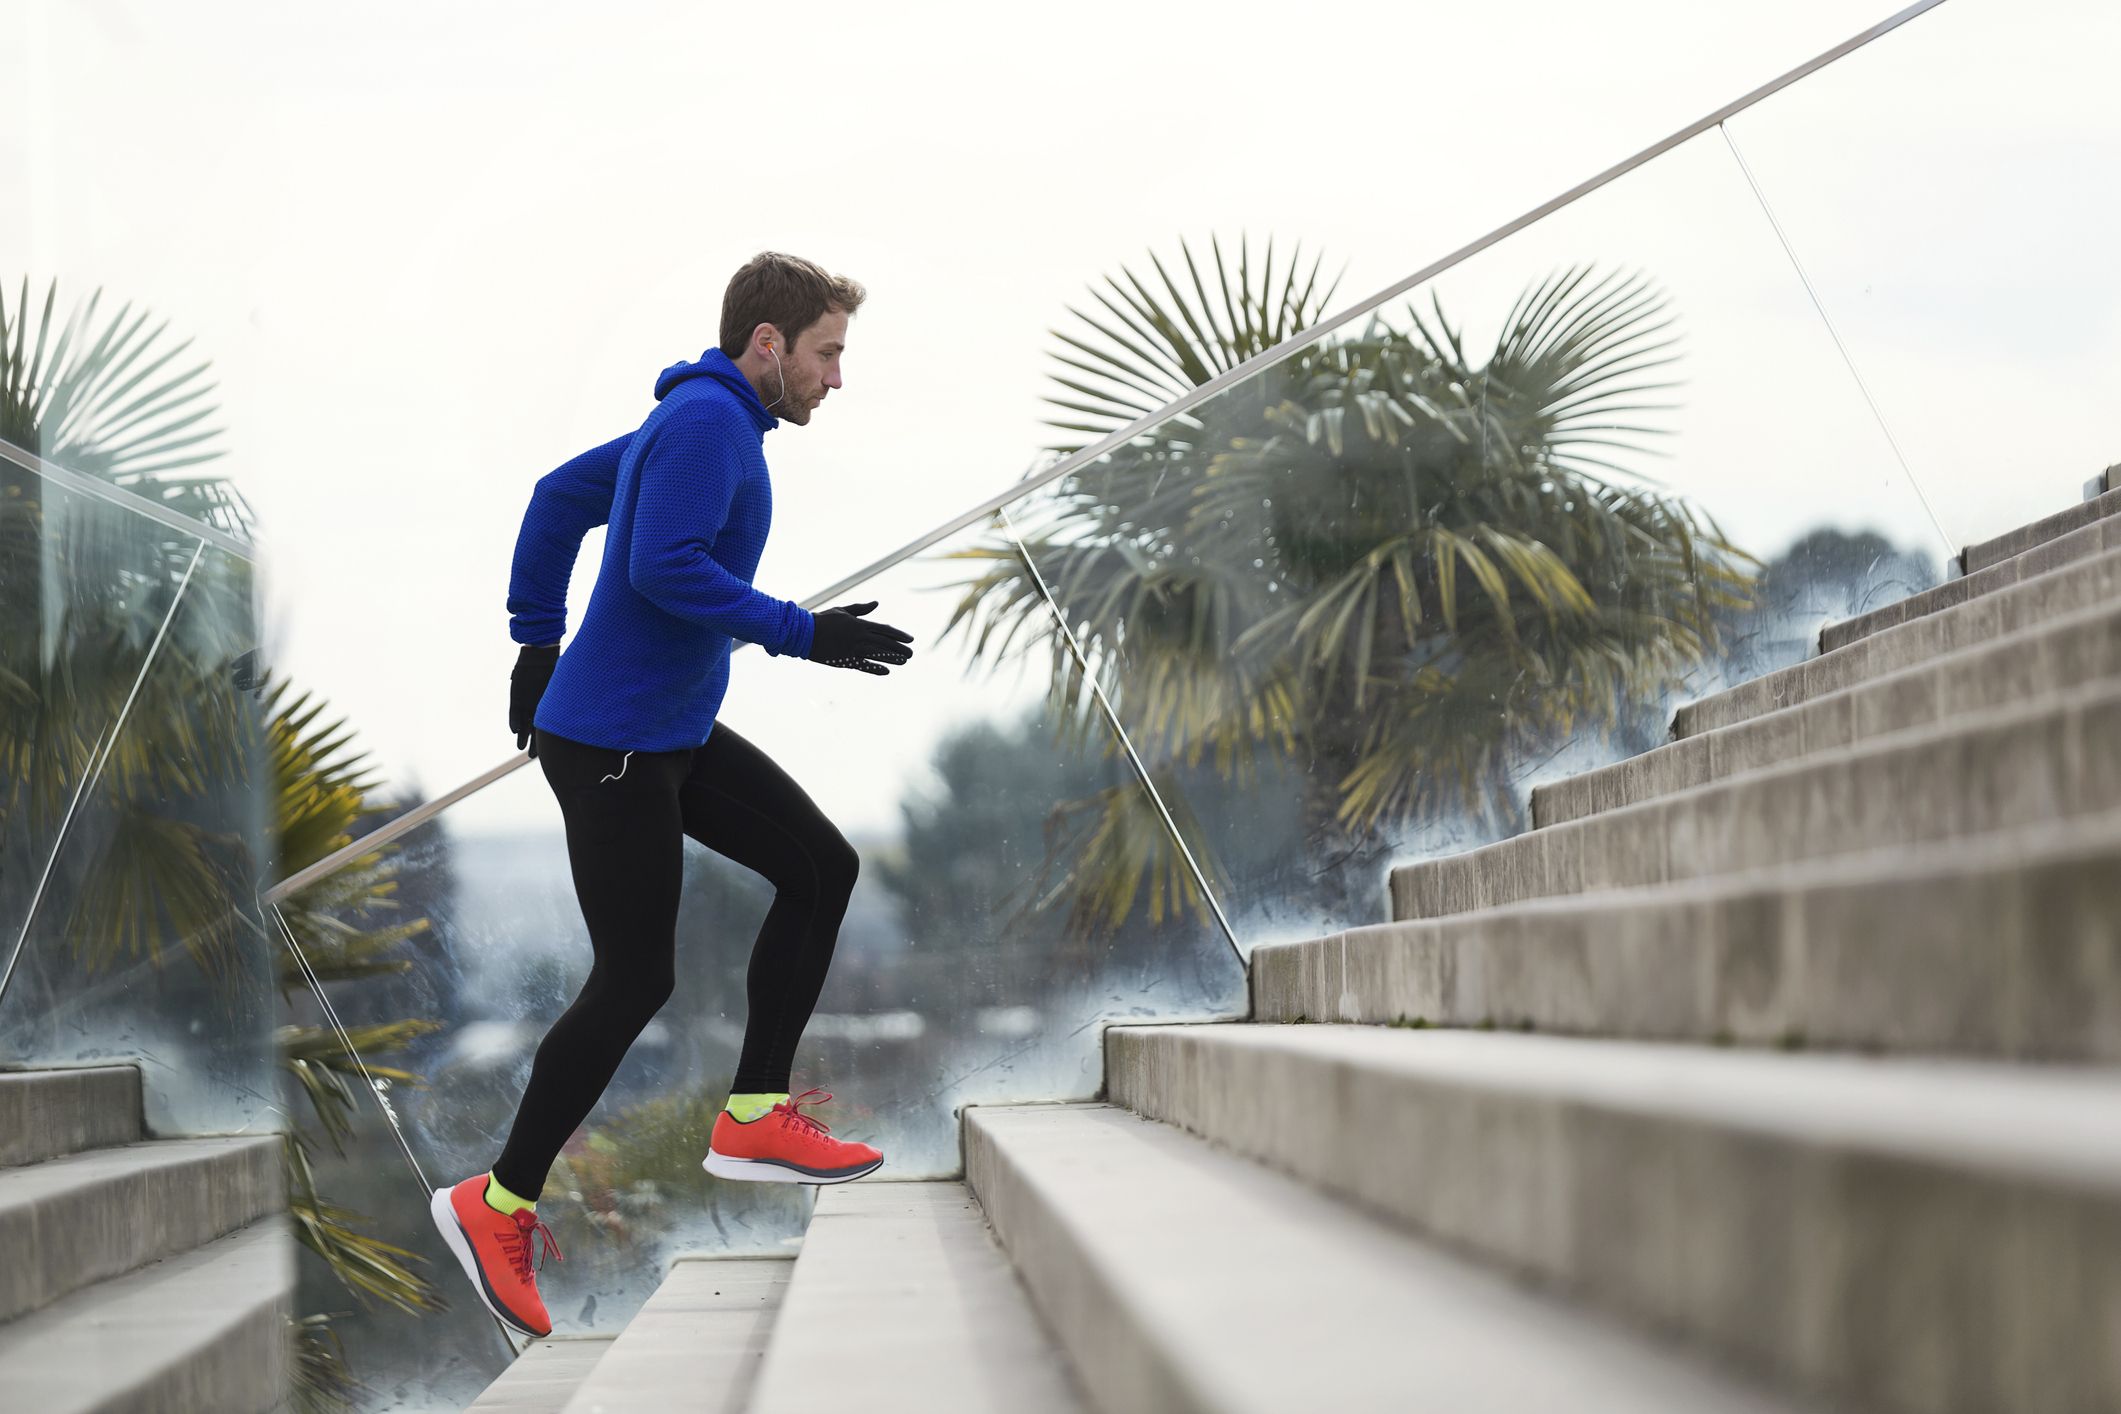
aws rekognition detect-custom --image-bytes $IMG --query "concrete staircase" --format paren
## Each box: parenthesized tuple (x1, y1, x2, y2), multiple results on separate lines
(460, 1337, 613, 1414)
(0, 1065, 291, 1414)
(476, 1184, 1084, 1414)
(460, 467, 2121, 1414)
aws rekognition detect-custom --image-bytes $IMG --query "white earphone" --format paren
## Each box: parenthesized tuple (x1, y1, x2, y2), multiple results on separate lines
(763, 337, 786, 409)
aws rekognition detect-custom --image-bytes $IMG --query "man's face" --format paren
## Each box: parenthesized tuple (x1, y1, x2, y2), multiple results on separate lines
(770, 309, 848, 426)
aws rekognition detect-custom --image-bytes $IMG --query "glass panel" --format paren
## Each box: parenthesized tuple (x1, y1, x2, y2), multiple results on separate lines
(1, 462, 214, 955)
(274, 895, 516, 1412)
(1001, 131, 1949, 952)
(713, 534, 1246, 1169)
(1724, 0, 2121, 551)
(0, 538, 276, 1136)
(274, 761, 572, 1408)
(269, 507, 1243, 1401)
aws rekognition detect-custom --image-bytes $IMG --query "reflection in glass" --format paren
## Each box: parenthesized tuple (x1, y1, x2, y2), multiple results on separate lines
(0, 527, 276, 1134)
(0, 473, 217, 953)
(1, 279, 269, 1129)
(268, 690, 516, 1410)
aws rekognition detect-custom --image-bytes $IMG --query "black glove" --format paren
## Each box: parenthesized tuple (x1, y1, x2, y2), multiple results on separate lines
(805, 601, 914, 676)
(511, 644, 561, 756)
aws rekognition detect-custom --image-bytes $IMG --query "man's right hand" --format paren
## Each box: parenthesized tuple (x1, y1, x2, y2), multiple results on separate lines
(805, 601, 915, 676)
(510, 644, 561, 756)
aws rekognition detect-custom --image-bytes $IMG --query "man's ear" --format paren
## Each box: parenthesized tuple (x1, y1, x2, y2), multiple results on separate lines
(754, 322, 784, 356)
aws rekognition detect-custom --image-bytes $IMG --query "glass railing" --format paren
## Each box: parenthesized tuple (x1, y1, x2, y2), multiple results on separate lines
(88, 0, 2112, 1404)
(0, 444, 275, 1136)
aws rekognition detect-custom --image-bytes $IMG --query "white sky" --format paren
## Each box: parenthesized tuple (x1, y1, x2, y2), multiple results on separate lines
(9, 0, 2117, 838)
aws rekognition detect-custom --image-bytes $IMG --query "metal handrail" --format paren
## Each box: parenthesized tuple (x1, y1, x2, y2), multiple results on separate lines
(0, 439, 258, 561)
(263, 0, 1953, 899)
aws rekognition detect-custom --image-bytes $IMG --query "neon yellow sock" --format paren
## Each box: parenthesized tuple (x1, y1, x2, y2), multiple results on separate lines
(484, 1173, 536, 1215)
(725, 1091, 790, 1123)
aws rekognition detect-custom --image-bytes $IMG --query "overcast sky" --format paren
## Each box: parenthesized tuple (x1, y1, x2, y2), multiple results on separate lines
(8, 0, 2116, 840)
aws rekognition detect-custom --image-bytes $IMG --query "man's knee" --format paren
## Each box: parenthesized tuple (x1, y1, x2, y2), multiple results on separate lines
(582, 958, 676, 1023)
(780, 831, 857, 902)
(822, 833, 859, 898)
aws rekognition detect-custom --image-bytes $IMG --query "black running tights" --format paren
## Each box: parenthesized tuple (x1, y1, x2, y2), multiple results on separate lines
(490, 723, 857, 1199)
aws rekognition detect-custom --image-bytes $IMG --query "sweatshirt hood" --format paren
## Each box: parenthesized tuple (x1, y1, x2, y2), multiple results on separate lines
(654, 347, 778, 433)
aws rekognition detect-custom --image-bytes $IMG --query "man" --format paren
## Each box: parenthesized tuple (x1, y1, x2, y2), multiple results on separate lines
(429, 252, 916, 1340)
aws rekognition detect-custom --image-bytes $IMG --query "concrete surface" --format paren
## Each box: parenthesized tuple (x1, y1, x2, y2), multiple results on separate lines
(1675, 543, 2121, 738)
(0, 1217, 290, 1414)
(1539, 597, 2121, 828)
(0, 1134, 281, 1323)
(561, 1255, 791, 1414)
(1259, 813, 2121, 1061)
(1392, 677, 2121, 922)
(1962, 481, 2121, 575)
(0, 1066, 140, 1168)
(1104, 1022, 2121, 1414)
(463, 1338, 613, 1414)
(965, 1101, 1805, 1414)
(748, 1180, 1085, 1414)
(1823, 515, 2120, 653)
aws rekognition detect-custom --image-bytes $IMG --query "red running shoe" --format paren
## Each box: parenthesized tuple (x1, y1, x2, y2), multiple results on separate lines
(702, 1088, 885, 1185)
(429, 1174, 564, 1337)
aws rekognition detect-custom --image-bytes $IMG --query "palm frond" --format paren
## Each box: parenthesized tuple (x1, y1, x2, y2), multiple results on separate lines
(284, 1136, 443, 1315)
(936, 238, 1761, 937)
(1042, 234, 1342, 456)
(290, 1312, 362, 1414)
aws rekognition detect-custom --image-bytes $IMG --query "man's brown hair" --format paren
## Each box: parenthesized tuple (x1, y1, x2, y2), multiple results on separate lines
(718, 252, 866, 357)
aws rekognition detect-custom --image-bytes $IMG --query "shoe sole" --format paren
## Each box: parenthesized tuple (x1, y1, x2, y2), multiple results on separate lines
(702, 1150, 886, 1184)
(429, 1187, 549, 1339)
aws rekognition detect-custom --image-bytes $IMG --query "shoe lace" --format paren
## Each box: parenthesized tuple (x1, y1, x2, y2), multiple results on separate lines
(501, 1207, 564, 1283)
(773, 1088, 835, 1139)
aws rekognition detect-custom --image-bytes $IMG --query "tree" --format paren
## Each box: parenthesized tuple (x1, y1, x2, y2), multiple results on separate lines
(940, 237, 1755, 932)
(1709, 526, 1938, 685)
(875, 712, 1112, 963)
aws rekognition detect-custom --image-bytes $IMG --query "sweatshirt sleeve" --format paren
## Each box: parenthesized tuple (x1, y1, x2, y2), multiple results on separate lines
(625, 409, 817, 658)
(507, 434, 627, 647)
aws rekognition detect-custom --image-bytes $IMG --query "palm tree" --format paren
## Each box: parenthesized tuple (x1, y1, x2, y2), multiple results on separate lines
(940, 236, 1754, 935)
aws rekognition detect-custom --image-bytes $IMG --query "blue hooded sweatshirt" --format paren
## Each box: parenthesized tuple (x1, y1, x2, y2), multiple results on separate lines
(507, 348, 817, 752)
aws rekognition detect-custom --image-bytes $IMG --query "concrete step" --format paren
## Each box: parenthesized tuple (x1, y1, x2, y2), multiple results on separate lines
(463, 1337, 613, 1414)
(1260, 812, 2121, 1060)
(1822, 511, 2119, 654)
(963, 1101, 1803, 1414)
(1962, 469, 2121, 575)
(0, 1135, 282, 1324)
(560, 1255, 790, 1414)
(1675, 542, 2121, 739)
(1393, 677, 2121, 922)
(1539, 596, 2121, 828)
(1104, 1022, 2121, 1414)
(0, 1067, 142, 1168)
(0, 1218, 291, 1414)
(748, 1181, 1085, 1414)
